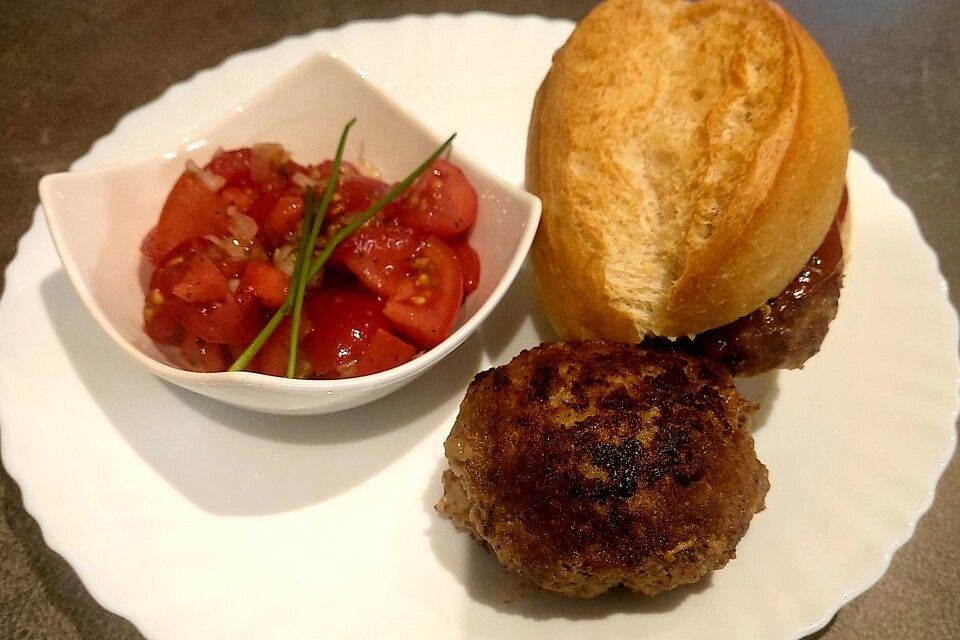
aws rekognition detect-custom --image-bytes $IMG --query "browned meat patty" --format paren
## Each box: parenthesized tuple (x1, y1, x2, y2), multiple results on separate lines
(436, 341, 769, 598)
(690, 268, 843, 377)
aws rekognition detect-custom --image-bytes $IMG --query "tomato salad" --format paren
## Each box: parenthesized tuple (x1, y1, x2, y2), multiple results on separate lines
(141, 144, 480, 378)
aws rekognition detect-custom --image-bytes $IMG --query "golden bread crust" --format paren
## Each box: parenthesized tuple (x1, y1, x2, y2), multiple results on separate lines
(527, 0, 850, 339)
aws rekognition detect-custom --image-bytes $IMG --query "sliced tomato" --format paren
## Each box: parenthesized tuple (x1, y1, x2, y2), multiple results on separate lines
(391, 159, 477, 238)
(141, 173, 230, 263)
(332, 226, 424, 297)
(204, 148, 252, 187)
(449, 240, 480, 295)
(169, 295, 262, 345)
(239, 262, 290, 310)
(179, 334, 228, 372)
(263, 195, 305, 244)
(303, 288, 392, 376)
(383, 236, 463, 349)
(352, 330, 419, 377)
(171, 256, 229, 304)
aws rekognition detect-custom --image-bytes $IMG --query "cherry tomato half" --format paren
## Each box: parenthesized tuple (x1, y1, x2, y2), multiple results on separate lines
(303, 288, 392, 376)
(352, 329, 419, 377)
(391, 159, 477, 238)
(383, 236, 463, 349)
(332, 225, 424, 297)
(449, 240, 480, 295)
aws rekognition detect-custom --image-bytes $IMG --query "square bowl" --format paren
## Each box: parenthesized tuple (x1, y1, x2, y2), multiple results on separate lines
(38, 51, 541, 415)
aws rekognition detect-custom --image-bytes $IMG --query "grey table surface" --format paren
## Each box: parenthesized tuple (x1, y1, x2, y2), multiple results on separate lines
(1, 1, 957, 638)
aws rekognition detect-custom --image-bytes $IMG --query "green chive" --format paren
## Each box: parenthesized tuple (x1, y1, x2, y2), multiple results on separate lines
(285, 119, 356, 377)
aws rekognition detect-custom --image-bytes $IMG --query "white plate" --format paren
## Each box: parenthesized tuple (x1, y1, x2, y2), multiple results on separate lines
(2, 13, 958, 640)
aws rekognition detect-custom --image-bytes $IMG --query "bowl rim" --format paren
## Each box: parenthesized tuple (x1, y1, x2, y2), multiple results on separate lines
(38, 50, 542, 392)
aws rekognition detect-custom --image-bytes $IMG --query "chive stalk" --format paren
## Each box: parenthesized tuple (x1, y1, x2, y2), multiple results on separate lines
(285, 119, 356, 377)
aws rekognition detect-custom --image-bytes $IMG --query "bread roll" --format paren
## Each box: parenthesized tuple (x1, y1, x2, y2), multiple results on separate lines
(527, 0, 850, 340)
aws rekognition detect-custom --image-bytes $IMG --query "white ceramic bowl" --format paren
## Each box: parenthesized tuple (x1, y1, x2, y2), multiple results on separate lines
(38, 51, 541, 415)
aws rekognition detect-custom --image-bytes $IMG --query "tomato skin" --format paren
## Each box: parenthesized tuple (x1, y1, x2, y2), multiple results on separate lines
(169, 295, 262, 345)
(391, 159, 478, 238)
(449, 240, 480, 295)
(332, 226, 424, 297)
(383, 236, 463, 349)
(352, 330, 419, 377)
(171, 256, 229, 304)
(239, 262, 290, 310)
(250, 316, 312, 377)
(180, 334, 228, 372)
(303, 289, 392, 376)
(316, 161, 391, 219)
(245, 192, 282, 226)
(263, 196, 305, 245)
(141, 173, 230, 264)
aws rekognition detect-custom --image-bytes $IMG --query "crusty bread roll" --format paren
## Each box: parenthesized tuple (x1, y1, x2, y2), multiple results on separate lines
(527, 0, 850, 340)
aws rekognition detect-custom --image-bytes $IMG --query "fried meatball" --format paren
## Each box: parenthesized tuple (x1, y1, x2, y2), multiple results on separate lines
(690, 269, 843, 377)
(436, 341, 769, 598)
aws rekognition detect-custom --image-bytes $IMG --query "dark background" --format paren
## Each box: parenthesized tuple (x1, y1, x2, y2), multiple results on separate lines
(1, 1, 957, 638)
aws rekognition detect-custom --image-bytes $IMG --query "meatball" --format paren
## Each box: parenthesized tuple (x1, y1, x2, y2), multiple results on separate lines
(436, 341, 769, 598)
(690, 269, 843, 377)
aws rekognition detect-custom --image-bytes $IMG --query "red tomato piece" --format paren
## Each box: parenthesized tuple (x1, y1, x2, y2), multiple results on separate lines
(171, 256, 229, 304)
(332, 226, 424, 297)
(204, 148, 252, 187)
(303, 288, 392, 376)
(352, 330, 419, 377)
(170, 295, 262, 345)
(383, 236, 463, 349)
(144, 237, 235, 342)
(245, 192, 282, 225)
(449, 240, 480, 295)
(180, 334, 228, 372)
(316, 161, 391, 218)
(141, 173, 230, 264)
(250, 316, 312, 377)
(143, 288, 181, 344)
(239, 262, 290, 310)
(391, 159, 477, 238)
(264, 196, 305, 244)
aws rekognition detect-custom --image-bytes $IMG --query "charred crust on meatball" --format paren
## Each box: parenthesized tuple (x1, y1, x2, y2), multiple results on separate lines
(437, 341, 769, 597)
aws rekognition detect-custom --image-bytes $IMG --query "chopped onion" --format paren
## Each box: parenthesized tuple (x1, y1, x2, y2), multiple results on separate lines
(185, 158, 227, 192)
(291, 172, 316, 190)
(228, 210, 259, 242)
(273, 244, 298, 276)
(357, 158, 383, 179)
(252, 142, 288, 165)
(227, 278, 240, 294)
(205, 235, 247, 260)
